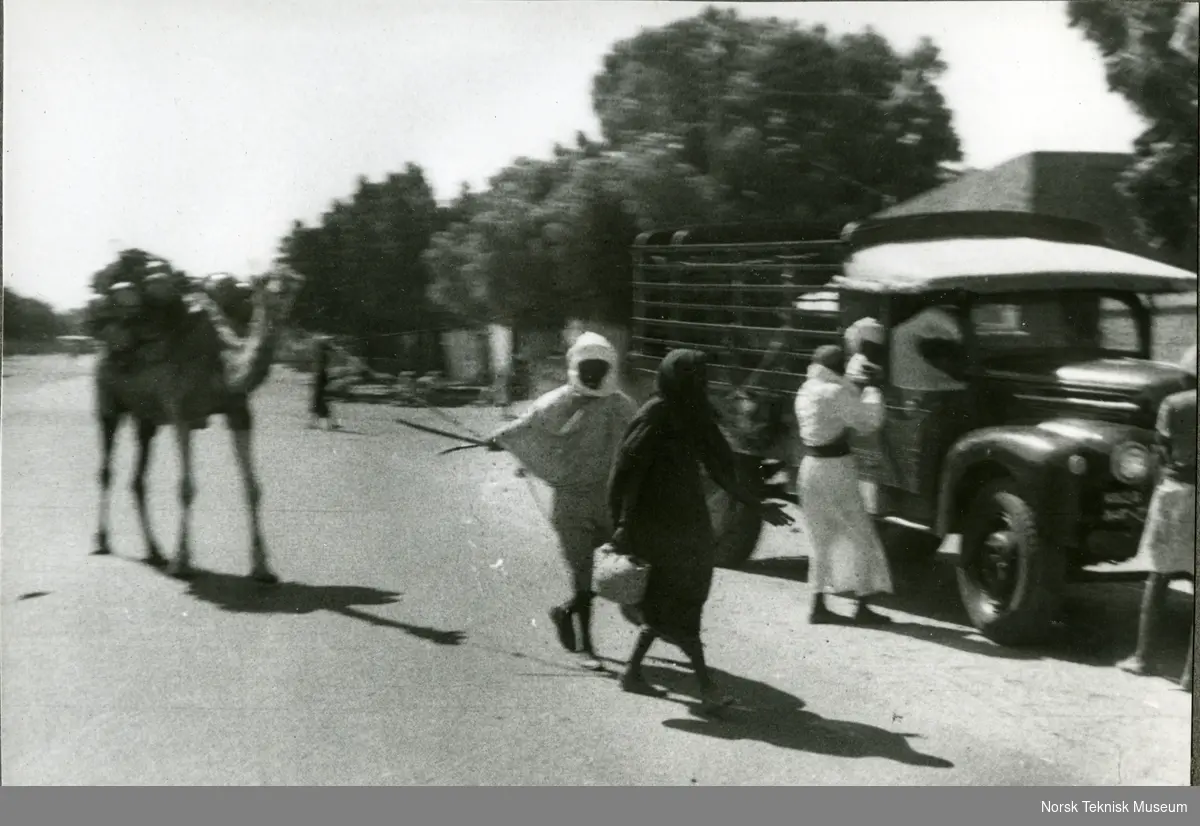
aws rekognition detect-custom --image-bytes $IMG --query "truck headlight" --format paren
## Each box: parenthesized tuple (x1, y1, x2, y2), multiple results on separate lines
(1110, 442, 1151, 485)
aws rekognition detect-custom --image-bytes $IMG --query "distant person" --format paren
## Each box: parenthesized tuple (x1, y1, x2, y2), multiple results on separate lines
(795, 345, 893, 625)
(1118, 346, 1196, 691)
(485, 333, 636, 670)
(607, 349, 792, 714)
(308, 340, 340, 430)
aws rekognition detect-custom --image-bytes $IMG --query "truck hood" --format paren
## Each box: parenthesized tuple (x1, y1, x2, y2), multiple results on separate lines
(983, 355, 1194, 428)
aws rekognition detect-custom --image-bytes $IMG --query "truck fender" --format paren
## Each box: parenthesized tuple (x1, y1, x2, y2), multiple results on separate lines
(936, 426, 1083, 547)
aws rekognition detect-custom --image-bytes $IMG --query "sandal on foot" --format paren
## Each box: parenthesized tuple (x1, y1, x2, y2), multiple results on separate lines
(576, 653, 604, 672)
(549, 605, 578, 653)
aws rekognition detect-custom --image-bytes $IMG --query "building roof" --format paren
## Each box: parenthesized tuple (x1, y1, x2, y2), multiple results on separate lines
(875, 152, 1197, 272)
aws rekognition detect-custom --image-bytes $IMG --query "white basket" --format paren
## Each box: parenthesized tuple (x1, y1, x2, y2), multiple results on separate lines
(592, 543, 649, 605)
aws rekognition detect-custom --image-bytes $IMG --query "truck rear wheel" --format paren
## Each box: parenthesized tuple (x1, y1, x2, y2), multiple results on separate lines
(703, 457, 765, 569)
(956, 480, 1064, 646)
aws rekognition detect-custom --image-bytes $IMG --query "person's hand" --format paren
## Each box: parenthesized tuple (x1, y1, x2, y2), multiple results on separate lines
(861, 362, 883, 386)
(610, 527, 629, 555)
(758, 501, 794, 527)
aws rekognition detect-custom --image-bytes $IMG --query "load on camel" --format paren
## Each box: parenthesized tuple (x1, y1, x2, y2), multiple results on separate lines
(86, 250, 304, 584)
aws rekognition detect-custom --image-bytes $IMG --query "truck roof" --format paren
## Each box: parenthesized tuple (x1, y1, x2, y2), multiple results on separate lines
(839, 211, 1195, 295)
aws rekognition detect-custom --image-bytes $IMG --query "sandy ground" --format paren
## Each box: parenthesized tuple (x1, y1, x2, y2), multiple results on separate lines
(1, 355, 1193, 785)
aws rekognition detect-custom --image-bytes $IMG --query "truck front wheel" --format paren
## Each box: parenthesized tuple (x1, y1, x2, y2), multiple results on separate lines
(956, 479, 1065, 646)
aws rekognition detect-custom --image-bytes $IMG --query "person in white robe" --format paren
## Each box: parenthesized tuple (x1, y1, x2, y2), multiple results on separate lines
(796, 344, 894, 624)
(796, 344, 894, 623)
(486, 333, 637, 669)
(845, 316, 886, 387)
(1118, 345, 1196, 690)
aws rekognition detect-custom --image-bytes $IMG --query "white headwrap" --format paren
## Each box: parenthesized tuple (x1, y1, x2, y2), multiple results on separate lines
(845, 317, 885, 354)
(567, 332, 620, 397)
(488, 331, 635, 489)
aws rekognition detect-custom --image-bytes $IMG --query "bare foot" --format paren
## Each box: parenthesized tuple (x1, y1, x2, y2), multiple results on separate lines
(251, 568, 280, 586)
(1117, 656, 1152, 676)
(695, 694, 735, 718)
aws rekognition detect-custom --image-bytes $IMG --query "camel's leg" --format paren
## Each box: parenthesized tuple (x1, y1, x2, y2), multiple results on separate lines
(229, 421, 277, 584)
(132, 420, 165, 565)
(93, 413, 122, 555)
(167, 424, 196, 579)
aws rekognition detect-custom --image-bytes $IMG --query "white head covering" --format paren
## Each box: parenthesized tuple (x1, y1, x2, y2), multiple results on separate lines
(567, 332, 620, 397)
(845, 317, 885, 353)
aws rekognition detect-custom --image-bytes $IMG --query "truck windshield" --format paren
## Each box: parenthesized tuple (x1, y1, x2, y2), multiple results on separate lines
(970, 292, 1144, 357)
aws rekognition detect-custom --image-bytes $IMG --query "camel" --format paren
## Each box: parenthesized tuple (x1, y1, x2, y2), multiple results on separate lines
(92, 267, 304, 584)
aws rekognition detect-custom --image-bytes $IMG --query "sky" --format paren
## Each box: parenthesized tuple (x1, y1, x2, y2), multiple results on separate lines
(4, 0, 1148, 311)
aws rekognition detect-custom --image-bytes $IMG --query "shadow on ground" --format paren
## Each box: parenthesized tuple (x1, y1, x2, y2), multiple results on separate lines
(603, 660, 953, 768)
(739, 551, 1192, 681)
(157, 567, 466, 646)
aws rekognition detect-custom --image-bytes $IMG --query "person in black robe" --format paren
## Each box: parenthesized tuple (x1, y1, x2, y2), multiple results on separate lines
(308, 340, 339, 430)
(607, 349, 792, 715)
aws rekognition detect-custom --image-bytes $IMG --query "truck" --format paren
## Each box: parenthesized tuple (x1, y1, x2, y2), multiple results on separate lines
(628, 210, 1197, 646)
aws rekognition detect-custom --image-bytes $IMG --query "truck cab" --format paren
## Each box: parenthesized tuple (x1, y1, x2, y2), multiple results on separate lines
(629, 211, 1197, 646)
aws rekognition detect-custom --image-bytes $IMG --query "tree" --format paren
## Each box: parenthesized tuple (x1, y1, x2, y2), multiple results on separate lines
(424, 135, 729, 326)
(1068, 0, 1198, 251)
(592, 8, 963, 223)
(3, 288, 69, 343)
(277, 163, 443, 364)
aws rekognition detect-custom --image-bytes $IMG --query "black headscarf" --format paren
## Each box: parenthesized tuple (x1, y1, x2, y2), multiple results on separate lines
(608, 349, 738, 526)
(654, 349, 721, 446)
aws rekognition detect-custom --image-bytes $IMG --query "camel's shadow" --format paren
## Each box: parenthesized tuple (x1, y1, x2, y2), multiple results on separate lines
(629, 662, 954, 769)
(161, 567, 466, 646)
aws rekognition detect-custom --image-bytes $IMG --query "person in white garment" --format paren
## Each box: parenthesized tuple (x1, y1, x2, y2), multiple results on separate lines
(485, 333, 637, 670)
(1117, 344, 1196, 691)
(845, 317, 886, 387)
(890, 306, 968, 392)
(795, 344, 894, 624)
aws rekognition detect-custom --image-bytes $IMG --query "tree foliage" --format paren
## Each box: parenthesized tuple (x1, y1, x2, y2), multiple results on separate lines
(424, 7, 963, 326)
(1068, 0, 1198, 251)
(277, 164, 442, 361)
(424, 134, 729, 325)
(592, 8, 962, 223)
(3, 288, 70, 343)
